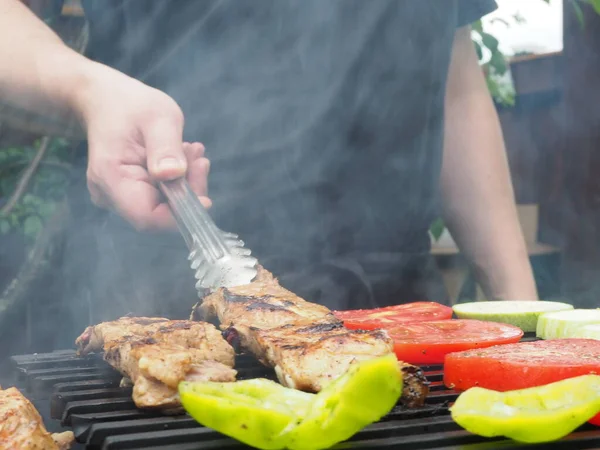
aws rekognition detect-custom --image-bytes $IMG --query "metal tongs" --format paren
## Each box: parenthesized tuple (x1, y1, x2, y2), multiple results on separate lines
(159, 177, 258, 292)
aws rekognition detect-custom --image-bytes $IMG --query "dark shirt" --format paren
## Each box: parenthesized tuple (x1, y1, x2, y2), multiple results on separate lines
(63, 0, 497, 321)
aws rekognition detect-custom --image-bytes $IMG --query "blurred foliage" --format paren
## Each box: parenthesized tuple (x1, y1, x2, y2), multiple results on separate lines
(472, 18, 517, 107)
(471, 0, 600, 107)
(572, 0, 600, 27)
(0, 138, 74, 243)
(429, 217, 446, 242)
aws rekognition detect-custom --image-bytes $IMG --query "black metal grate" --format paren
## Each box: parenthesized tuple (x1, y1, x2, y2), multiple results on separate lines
(9, 341, 600, 450)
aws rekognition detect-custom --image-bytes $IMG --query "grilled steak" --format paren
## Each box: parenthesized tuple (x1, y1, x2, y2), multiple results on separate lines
(76, 318, 237, 410)
(192, 266, 429, 407)
(0, 386, 74, 449)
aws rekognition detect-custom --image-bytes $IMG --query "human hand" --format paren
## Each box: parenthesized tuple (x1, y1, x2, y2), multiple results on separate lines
(74, 63, 211, 231)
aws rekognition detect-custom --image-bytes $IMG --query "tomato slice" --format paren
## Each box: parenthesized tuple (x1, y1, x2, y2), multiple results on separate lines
(444, 339, 600, 392)
(385, 319, 523, 365)
(443, 339, 600, 427)
(333, 302, 453, 330)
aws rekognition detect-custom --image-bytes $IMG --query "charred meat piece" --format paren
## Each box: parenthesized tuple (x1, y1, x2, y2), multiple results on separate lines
(192, 266, 338, 329)
(76, 318, 237, 410)
(195, 266, 429, 407)
(0, 386, 74, 449)
(75, 316, 172, 355)
(104, 337, 237, 410)
(223, 321, 428, 407)
(228, 321, 393, 390)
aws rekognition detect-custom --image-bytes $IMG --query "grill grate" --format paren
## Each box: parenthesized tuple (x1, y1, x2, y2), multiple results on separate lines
(9, 340, 600, 450)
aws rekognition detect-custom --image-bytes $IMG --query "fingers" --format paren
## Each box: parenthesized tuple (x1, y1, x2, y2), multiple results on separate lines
(182, 141, 205, 159)
(111, 178, 177, 231)
(184, 141, 212, 209)
(88, 153, 211, 231)
(199, 196, 212, 209)
(88, 135, 212, 232)
(144, 110, 187, 181)
(183, 142, 209, 194)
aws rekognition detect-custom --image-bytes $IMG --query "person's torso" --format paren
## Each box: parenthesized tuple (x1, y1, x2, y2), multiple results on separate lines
(80, 0, 464, 262)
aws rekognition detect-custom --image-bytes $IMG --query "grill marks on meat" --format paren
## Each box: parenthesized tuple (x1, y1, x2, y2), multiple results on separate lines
(192, 266, 429, 407)
(76, 318, 236, 410)
(231, 322, 395, 392)
(193, 267, 338, 329)
(0, 386, 74, 449)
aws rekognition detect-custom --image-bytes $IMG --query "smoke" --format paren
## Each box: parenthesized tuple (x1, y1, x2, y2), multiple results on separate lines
(14, 0, 584, 351)
(59, 0, 455, 326)
(58, 0, 470, 343)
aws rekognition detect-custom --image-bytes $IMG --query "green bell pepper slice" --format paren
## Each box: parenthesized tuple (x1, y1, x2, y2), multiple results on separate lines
(178, 353, 403, 450)
(450, 374, 600, 444)
(282, 353, 403, 449)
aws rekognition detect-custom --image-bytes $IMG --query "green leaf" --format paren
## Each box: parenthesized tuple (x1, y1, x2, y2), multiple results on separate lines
(0, 219, 10, 234)
(22, 194, 39, 205)
(481, 33, 500, 52)
(23, 216, 43, 239)
(488, 52, 509, 76)
(471, 19, 484, 34)
(429, 218, 446, 241)
(9, 214, 18, 227)
(585, 0, 600, 16)
(573, 1, 586, 28)
(38, 202, 55, 218)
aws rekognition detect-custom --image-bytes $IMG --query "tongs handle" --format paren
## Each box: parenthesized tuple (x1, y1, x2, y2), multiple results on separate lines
(159, 178, 229, 261)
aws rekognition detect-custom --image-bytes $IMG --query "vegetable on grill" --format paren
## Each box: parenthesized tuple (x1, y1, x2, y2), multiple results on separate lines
(452, 300, 573, 332)
(444, 338, 600, 391)
(333, 302, 453, 330)
(179, 353, 403, 450)
(573, 323, 600, 340)
(536, 309, 600, 340)
(386, 319, 523, 365)
(450, 375, 600, 443)
(444, 338, 600, 426)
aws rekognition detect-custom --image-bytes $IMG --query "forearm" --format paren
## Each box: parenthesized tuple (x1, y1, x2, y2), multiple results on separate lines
(441, 27, 538, 300)
(0, 1, 97, 124)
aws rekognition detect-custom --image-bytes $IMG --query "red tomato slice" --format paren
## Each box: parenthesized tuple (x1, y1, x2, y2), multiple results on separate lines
(385, 319, 523, 365)
(443, 339, 600, 392)
(333, 302, 453, 330)
(443, 339, 600, 427)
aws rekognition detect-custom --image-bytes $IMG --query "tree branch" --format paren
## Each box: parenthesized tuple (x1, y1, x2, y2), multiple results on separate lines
(0, 136, 50, 216)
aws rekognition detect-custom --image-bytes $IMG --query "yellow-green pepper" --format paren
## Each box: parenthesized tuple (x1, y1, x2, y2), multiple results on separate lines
(450, 374, 600, 444)
(178, 353, 403, 450)
(178, 378, 312, 449)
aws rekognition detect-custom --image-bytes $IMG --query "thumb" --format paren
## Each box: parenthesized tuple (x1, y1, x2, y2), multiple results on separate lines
(144, 115, 187, 181)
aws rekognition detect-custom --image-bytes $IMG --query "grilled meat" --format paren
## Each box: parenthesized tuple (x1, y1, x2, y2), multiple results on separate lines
(194, 266, 338, 329)
(0, 386, 74, 449)
(227, 321, 392, 389)
(192, 266, 429, 407)
(104, 337, 236, 410)
(75, 316, 173, 355)
(76, 318, 237, 410)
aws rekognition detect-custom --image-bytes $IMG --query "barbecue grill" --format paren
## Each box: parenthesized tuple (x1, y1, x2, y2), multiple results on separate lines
(9, 335, 600, 450)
